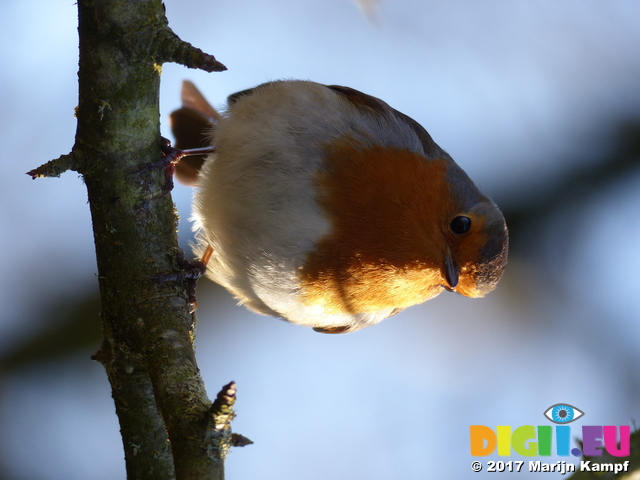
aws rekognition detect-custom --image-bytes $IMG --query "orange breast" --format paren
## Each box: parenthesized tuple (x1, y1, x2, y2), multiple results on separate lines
(299, 137, 456, 314)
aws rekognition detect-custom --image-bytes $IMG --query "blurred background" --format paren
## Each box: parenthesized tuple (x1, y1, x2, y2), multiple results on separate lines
(1, 0, 640, 478)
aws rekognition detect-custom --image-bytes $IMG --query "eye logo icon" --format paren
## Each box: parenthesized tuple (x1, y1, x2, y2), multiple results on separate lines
(544, 404, 584, 424)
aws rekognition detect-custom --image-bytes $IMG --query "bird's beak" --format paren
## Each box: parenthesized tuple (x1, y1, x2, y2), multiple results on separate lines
(444, 250, 459, 289)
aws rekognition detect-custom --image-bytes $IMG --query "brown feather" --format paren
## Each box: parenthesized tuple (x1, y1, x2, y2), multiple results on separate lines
(169, 81, 219, 186)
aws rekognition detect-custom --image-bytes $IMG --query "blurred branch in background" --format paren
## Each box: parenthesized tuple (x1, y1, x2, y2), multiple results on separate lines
(0, 295, 101, 374)
(502, 118, 640, 251)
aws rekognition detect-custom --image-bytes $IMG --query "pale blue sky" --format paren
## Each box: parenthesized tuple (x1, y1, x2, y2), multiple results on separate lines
(1, 1, 640, 478)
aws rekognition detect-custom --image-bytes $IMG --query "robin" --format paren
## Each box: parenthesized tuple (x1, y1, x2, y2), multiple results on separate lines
(169, 80, 508, 333)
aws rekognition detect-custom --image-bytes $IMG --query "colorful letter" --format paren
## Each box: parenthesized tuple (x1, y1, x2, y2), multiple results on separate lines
(603, 426, 630, 457)
(538, 426, 552, 456)
(582, 426, 603, 456)
(497, 426, 511, 456)
(556, 426, 571, 456)
(512, 426, 537, 456)
(470, 425, 496, 456)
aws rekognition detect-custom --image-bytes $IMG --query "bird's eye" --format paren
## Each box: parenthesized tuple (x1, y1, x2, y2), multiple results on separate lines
(450, 216, 471, 235)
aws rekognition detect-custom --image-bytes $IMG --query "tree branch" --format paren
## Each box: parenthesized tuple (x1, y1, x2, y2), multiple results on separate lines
(28, 0, 242, 478)
(155, 27, 227, 72)
(26, 152, 78, 179)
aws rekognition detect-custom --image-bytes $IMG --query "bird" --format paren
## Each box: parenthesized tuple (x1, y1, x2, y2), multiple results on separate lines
(169, 79, 508, 334)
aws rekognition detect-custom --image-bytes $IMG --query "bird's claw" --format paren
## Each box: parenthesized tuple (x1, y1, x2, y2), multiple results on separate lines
(151, 246, 213, 313)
